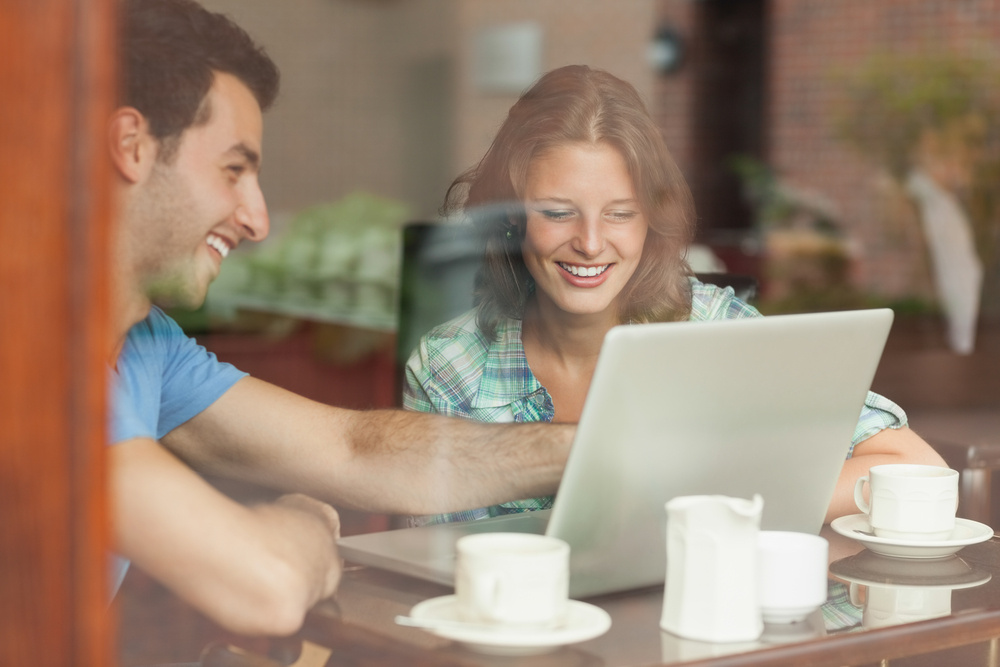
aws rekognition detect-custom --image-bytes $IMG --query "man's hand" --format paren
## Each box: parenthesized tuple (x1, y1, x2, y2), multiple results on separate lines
(112, 440, 344, 636)
(271, 493, 342, 598)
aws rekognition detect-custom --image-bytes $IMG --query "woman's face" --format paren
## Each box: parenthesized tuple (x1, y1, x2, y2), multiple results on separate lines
(520, 141, 648, 320)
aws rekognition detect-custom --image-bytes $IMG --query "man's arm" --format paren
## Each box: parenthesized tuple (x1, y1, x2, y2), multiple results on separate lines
(825, 426, 947, 523)
(162, 377, 574, 515)
(111, 438, 341, 635)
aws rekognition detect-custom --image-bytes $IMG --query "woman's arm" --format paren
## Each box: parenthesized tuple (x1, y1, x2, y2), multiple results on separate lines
(825, 426, 947, 523)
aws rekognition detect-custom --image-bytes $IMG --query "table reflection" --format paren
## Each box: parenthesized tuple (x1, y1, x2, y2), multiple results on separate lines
(660, 610, 828, 662)
(828, 549, 992, 631)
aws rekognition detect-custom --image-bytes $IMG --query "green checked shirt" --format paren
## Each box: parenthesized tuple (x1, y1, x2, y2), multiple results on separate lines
(403, 279, 908, 526)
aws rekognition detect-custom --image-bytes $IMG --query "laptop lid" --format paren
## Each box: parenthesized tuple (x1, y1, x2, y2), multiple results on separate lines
(338, 308, 894, 598)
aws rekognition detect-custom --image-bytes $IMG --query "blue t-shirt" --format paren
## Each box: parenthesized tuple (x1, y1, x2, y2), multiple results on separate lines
(109, 306, 246, 593)
(110, 306, 246, 443)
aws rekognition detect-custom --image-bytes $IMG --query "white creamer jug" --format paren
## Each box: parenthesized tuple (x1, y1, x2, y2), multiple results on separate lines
(660, 494, 765, 643)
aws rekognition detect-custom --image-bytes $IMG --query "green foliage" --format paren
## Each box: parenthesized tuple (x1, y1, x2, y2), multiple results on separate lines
(833, 53, 1000, 179)
(728, 155, 841, 236)
(204, 192, 412, 331)
(246, 192, 411, 287)
(834, 53, 1000, 314)
(728, 155, 792, 229)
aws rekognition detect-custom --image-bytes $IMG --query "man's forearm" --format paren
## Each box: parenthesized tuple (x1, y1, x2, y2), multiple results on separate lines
(166, 378, 574, 516)
(335, 408, 575, 514)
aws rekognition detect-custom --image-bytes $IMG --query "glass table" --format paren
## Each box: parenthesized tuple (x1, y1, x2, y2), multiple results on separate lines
(273, 525, 1000, 667)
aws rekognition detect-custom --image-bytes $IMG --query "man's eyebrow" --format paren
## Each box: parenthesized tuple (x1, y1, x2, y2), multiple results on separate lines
(228, 143, 261, 169)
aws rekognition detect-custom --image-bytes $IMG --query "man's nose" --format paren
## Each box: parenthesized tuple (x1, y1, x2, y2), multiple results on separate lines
(235, 178, 270, 242)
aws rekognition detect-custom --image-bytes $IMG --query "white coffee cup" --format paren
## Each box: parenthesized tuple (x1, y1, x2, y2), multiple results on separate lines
(854, 464, 959, 541)
(757, 531, 829, 624)
(454, 533, 570, 629)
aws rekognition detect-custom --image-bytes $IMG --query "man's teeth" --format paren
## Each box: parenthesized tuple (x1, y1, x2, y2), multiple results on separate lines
(207, 235, 230, 259)
(559, 262, 609, 277)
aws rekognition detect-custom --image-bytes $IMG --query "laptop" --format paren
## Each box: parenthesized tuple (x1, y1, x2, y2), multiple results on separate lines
(338, 308, 894, 598)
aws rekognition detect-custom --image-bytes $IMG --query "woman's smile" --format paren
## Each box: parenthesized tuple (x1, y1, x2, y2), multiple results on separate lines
(521, 141, 648, 320)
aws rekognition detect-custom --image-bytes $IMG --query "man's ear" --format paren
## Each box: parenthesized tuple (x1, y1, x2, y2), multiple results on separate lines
(109, 107, 158, 183)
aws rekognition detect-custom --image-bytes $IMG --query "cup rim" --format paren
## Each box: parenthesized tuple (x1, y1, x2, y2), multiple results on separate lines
(868, 464, 958, 478)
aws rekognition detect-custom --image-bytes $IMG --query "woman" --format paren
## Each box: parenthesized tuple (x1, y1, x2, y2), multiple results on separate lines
(404, 65, 945, 525)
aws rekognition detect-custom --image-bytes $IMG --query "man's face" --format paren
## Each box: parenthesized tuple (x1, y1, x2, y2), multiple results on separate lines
(128, 71, 269, 309)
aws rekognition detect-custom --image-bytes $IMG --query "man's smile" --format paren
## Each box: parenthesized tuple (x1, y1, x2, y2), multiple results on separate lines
(207, 233, 233, 259)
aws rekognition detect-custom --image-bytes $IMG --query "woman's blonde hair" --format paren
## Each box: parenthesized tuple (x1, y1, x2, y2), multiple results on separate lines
(445, 65, 695, 339)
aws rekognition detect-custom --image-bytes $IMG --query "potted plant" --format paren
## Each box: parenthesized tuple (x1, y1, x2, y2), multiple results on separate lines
(834, 53, 1000, 353)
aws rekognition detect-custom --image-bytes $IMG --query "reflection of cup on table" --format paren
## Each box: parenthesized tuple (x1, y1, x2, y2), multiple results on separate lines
(757, 531, 829, 624)
(830, 550, 988, 588)
(849, 583, 952, 629)
(455, 533, 569, 630)
(760, 611, 827, 644)
(854, 464, 959, 541)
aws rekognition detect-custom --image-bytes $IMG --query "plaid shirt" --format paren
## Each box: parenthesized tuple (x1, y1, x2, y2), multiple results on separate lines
(403, 279, 907, 525)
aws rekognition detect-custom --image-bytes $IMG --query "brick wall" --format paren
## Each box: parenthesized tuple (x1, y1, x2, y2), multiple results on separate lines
(770, 0, 1000, 299)
(655, 0, 1000, 302)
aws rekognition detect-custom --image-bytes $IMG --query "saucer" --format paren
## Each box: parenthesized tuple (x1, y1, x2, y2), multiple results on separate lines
(831, 515, 994, 559)
(407, 595, 612, 656)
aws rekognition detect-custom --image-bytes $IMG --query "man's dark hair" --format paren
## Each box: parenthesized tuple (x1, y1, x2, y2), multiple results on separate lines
(122, 0, 279, 158)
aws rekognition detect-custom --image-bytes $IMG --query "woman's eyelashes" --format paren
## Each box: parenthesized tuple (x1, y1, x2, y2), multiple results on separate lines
(607, 210, 638, 222)
(539, 209, 574, 221)
(534, 208, 638, 223)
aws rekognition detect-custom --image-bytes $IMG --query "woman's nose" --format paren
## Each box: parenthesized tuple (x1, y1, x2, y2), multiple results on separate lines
(573, 216, 605, 256)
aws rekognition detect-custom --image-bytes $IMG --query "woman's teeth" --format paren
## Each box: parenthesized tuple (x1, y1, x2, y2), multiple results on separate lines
(559, 262, 609, 277)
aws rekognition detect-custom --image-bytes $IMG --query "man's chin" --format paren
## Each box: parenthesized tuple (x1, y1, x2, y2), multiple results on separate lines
(145, 278, 208, 311)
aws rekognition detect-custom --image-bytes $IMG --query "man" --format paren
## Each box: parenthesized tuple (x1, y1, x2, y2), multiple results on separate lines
(110, 0, 573, 636)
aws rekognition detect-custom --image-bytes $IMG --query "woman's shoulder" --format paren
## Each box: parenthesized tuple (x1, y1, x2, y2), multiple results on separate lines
(407, 309, 518, 414)
(420, 309, 486, 348)
(687, 277, 761, 321)
(413, 308, 497, 373)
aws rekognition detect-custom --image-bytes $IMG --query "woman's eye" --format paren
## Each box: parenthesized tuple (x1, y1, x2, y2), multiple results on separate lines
(541, 210, 573, 221)
(608, 210, 637, 222)
(226, 165, 245, 178)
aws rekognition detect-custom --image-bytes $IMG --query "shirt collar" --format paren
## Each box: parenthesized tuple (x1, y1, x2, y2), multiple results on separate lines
(471, 317, 546, 411)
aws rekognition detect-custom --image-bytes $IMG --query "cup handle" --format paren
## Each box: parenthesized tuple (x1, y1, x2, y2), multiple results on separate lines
(848, 582, 865, 608)
(854, 475, 871, 514)
(486, 576, 502, 620)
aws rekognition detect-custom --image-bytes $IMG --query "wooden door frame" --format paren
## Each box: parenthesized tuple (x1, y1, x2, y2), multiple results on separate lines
(0, 0, 116, 663)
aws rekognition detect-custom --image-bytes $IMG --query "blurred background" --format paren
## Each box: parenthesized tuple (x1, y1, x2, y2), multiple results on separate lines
(119, 1, 1000, 663)
(183, 0, 999, 360)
